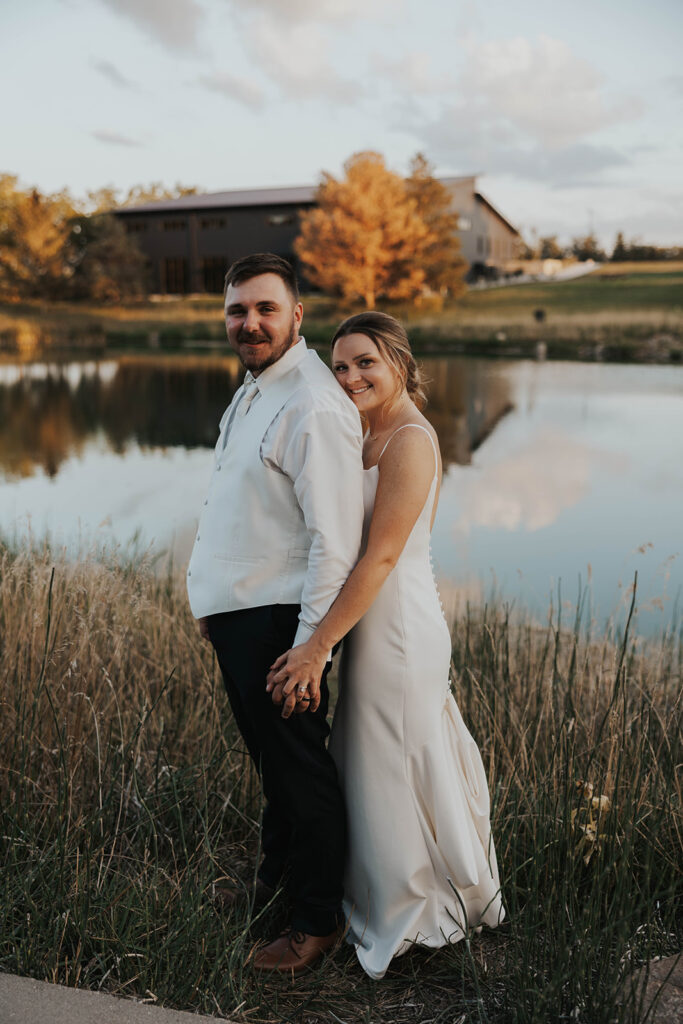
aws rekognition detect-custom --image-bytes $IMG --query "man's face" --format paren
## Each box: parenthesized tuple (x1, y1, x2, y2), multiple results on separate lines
(224, 273, 303, 375)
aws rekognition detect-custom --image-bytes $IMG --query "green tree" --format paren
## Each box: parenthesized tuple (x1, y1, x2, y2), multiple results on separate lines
(611, 232, 628, 261)
(295, 152, 432, 308)
(571, 233, 606, 261)
(66, 213, 149, 302)
(538, 235, 565, 260)
(405, 153, 467, 301)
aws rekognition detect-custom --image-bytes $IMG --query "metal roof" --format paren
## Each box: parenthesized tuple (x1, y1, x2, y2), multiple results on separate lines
(114, 176, 477, 216)
(112, 175, 518, 236)
(474, 192, 520, 236)
(115, 185, 317, 215)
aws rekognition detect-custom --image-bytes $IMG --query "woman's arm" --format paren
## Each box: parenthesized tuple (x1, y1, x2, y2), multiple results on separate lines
(267, 427, 437, 717)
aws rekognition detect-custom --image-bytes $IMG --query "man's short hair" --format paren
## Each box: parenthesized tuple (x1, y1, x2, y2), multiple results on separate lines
(224, 253, 300, 303)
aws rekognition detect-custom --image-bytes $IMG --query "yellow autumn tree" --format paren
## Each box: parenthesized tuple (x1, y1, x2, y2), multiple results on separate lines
(405, 153, 467, 301)
(295, 152, 433, 307)
(0, 175, 76, 300)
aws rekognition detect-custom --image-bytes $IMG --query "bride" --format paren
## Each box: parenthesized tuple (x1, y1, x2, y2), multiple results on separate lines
(267, 311, 504, 979)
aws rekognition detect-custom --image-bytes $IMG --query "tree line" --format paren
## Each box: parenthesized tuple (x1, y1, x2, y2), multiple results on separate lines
(525, 232, 682, 263)
(0, 154, 467, 308)
(2, 155, 680, 307)
(0, 177, 199, 303)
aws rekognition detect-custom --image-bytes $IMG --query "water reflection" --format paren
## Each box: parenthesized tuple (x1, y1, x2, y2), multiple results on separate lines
(0, 354, 512, 479)
(1, 355, 681, 635)
(0, 356, 240, 479)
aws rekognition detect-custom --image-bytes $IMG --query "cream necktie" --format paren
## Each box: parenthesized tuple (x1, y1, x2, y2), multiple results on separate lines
(235, 377, 260, 420)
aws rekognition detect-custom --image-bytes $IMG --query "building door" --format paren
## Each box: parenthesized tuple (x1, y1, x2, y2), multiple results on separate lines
(162, 258, 188, 294)
(201, 257, 228, 293)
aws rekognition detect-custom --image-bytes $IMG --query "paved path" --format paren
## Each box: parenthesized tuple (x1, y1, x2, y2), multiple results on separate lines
(3, 957, 681, 1023)
(0, 974, 229, 1024)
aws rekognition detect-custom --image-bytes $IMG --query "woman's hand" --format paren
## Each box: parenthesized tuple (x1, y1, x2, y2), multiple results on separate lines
(266, 640, 327, 718)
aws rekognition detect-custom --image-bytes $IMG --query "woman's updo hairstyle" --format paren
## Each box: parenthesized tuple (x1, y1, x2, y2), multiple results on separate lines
(331, 311, 427, 411)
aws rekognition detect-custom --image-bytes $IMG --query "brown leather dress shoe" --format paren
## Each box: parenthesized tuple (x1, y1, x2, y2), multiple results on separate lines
(252, 926, 341, 973)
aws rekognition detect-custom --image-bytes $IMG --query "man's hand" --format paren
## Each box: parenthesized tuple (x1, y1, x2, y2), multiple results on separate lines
(266, 640, 326, 718)
(267, 675, 312, 715)
(198, 616, 210, 642)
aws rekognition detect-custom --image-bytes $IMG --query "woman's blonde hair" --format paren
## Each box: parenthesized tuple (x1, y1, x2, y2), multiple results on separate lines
(330, 311, 427, 411)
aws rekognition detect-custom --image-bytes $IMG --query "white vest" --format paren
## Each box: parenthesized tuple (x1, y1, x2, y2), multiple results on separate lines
(186, 349, 345, 620)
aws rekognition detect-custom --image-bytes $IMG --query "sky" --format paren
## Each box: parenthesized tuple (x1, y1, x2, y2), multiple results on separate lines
(2, 0, 682, 248)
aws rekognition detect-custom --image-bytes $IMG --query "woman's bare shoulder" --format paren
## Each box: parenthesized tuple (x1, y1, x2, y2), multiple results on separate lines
(378, 417, 440, 466)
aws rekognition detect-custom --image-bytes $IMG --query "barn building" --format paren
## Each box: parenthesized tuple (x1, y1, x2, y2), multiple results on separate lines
(113, 175, 520, 295)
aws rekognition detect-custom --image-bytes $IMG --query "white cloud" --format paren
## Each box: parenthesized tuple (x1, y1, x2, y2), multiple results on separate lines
(90, 130, 142, 147)
(100, 0, 204, 53)
(197, 71, 265, 110)
(91, 59, 138, 90)
(451, 434, 593, 535)
(244, 14, 364, 102)
(212, 0, 388, 103)
(377, 51, 454, 95)
(400, 34, 640, 186)
(239, 0, 386, 22)
(459, 34, 635, 149)
(416, 109, 628, 186)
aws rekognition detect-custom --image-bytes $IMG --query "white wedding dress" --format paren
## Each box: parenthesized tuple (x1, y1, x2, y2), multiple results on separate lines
(329, 424, 505, 980)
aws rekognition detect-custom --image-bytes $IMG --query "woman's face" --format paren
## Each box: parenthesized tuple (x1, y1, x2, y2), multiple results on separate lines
(332, 332, 401, 415)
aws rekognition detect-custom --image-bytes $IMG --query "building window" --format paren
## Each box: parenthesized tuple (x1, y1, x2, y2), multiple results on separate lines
(458, 217, 472, 231)
(162, 258, 187, 294)
(477, 237, 484, 255)
(163, 220, 187, 232)
(200, 216, 226, 230)
(125, 221, 148, 234)
(267, 213, 295, 226)
(201, 257, 227, 293)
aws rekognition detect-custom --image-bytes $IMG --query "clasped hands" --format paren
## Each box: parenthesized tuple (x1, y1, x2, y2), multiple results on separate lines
(266, 639, 326, 719)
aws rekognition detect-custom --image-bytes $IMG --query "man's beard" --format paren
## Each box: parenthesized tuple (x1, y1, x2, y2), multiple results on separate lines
(236, 317, 298, 372)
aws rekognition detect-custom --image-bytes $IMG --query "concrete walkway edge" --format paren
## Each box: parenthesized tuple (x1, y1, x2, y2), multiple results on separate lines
(0, 973, 232, 1024)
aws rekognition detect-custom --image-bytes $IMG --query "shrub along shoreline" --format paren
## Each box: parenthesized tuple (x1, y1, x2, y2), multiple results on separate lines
(1, 265, 682, 364)
(1, 545, 680, 1023)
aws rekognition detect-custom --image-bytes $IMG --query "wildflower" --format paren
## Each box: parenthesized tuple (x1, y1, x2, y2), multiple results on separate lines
(572, 780, 613, 865)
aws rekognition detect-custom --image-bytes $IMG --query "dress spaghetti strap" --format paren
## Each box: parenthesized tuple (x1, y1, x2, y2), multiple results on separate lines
(377, 423, 438, 475)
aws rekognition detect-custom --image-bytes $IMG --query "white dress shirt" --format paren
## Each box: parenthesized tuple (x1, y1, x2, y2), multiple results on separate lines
(187, 338, 364, 648)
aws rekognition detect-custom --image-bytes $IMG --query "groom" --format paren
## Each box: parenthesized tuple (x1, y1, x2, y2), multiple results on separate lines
(187, 253, 364, 971)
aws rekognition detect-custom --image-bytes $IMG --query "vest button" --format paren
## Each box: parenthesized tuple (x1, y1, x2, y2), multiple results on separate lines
(204, 499, 208, 505)
(187, 570, 191, 577)
(216, 465, 222, 471)
(196, 535, 200, 541)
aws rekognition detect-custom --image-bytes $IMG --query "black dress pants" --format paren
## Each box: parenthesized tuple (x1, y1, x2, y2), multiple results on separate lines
(207, 604, 346, 936)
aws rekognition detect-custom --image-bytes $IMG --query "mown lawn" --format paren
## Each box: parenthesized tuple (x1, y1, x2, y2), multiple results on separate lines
(458, 271, 683, 317)
(1, 264, 682, 359)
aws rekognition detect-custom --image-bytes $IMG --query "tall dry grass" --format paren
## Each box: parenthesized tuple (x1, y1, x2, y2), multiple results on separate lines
(0, 545, 681, 1022)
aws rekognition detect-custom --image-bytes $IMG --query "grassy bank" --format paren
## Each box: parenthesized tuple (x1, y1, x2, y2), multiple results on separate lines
(1, 546, 680, 1023)
(1, 264, 682, 363)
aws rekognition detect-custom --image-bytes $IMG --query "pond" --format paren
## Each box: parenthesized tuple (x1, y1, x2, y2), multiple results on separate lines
(1, 352, 681, 636)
